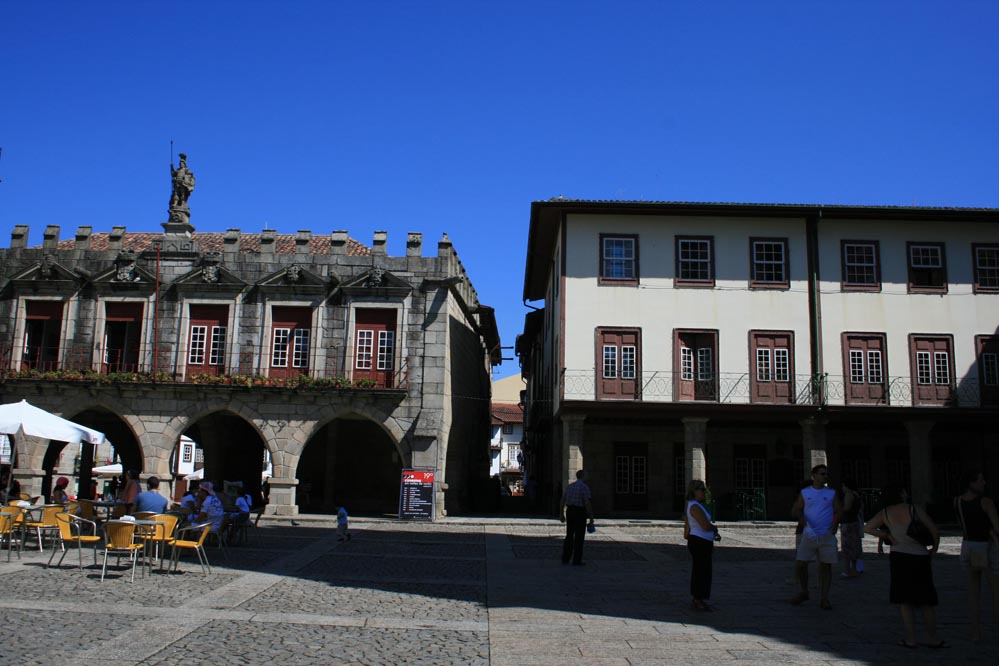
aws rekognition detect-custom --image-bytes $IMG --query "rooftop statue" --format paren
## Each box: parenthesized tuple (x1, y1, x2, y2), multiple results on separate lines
(170, 153, 196, 209)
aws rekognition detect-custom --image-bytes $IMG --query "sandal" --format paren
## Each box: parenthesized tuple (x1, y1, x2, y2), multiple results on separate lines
(897, 640, 917, 649)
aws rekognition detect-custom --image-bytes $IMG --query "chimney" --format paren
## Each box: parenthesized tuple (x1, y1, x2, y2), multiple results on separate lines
(372, 230, 387, 256)
(330, 230, 349, 255)
(43, 226, 61, 250)
(406, 232, 423, 257)
(108, 226, 126, 251)
(75, 226, 93, 249)
(296, 230, 311, 255)
(10, 225, 29, 249)
(260, 229, 276, 256)
(223, 229, 241, 257)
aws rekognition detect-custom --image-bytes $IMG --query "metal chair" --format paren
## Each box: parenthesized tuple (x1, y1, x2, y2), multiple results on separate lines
(48, 513, 101, 570)
(0, 513, 20, 562)
(101, 521, 143, 582)
(22, 505, 62, 552)
(169, 522, 213, 575)
(141, 513, 180, 570)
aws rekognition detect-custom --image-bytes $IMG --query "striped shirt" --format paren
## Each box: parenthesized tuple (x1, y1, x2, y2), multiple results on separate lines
(563, 480, 592, 507)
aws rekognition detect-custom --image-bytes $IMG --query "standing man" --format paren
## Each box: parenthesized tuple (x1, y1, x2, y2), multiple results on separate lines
(790, 464, 842, 609)
(560, 469, 595, 566)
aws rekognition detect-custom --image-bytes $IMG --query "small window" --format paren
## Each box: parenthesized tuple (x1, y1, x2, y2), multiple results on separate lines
(675, 330, 717, 401)
(907, 242, 947, 292)
(842, 333, 887, 405)
(751, 331, 794, 403)
(271, 328, 290, 367)
(977, 335, 999, 406)
(597, 328, 641, 400)
(675, 237, 714, 286)
(355, 330, 374, 370)
(750, 238, 789, 288)
(841, 240, 881, 290)
(189, 325, 207, 365)
(502, 424, 514, 435)
(909, 335, 954, 405)
(973, 244, 999, 293)
(599, 234, 638, 285)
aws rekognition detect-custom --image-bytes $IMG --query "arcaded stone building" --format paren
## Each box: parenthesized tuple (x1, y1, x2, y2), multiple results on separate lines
(0, 222, 499, 518)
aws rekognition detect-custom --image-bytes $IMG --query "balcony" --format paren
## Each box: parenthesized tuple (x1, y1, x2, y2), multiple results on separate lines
(560, 369, 985, 408)
(1, 343, 410, 391)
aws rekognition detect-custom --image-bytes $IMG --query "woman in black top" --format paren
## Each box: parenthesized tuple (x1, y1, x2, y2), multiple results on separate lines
(955, 470, 999, 642)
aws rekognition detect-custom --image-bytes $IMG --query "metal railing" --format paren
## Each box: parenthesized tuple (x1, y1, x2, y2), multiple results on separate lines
(561, 368, 986, 408)
(0, 343, 410, 391)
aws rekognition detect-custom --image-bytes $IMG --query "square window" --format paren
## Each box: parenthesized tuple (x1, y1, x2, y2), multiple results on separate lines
(842, 241, 880, 289)
(867, 350, 883, 384)
(974, 244, 999, 292)
(621, 345, 636, 379)
(600, 235, 638, 283)
(907, 242, 947, 291)
(849, 350, 864, 384)
(750, 239, 789, 287)
(916, 351, 932, 385)
(756, 348, 772, 382)
(603, 345, 618, 379)
(676, 237, 714, 285)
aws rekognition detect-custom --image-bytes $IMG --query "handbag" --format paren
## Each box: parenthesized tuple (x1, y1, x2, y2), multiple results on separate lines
(906, 503, 934, 547)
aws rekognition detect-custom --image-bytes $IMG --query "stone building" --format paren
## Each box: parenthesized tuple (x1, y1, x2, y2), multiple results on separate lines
(0, 221, 499, 518)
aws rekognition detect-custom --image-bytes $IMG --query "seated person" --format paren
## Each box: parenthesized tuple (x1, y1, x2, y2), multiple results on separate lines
(195, 482, 225, 531)
(132, 476, 169, 514)
(51, 476, 71, 505)
(233, 488, 253, 525)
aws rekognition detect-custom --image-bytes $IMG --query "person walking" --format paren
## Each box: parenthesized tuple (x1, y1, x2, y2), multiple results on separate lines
(685, 480, 719, 611)
(864, 484, 945, 649)
(838, 477, 864, 578)
(560, 469, 594, 566)
(790, 464, 842, 609)
(954, 470, 999, 642)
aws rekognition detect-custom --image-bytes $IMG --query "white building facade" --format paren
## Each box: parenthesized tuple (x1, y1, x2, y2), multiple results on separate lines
(518, 200, 999, 520)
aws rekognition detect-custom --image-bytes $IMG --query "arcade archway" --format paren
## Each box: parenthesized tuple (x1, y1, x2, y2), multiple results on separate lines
(297, 417, 402, 515)
(184, 411, 268, 503)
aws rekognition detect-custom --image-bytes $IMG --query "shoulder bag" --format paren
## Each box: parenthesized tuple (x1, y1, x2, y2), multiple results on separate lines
(906, 502, 934, 548)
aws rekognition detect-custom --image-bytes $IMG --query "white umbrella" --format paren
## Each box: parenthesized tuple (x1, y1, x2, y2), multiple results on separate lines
(0, 399, 105, 446)
(184, 468, 204, 481)
(92, 463, 123, 477)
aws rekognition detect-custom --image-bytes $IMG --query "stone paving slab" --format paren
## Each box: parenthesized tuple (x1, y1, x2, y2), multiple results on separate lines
(1, 521, 998, 665)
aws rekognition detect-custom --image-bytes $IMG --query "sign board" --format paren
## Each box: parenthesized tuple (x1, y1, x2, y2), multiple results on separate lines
(398, 468, 435, 521)
(0, 434, 11, 465)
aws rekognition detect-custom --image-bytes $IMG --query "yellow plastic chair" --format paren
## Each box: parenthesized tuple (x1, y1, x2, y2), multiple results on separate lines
(65, 501, 79, 515)
(141, 513, 179, 571)
(78, 499, 102, 525)
(169, 522, 212, 575)
(132, 511, 156, 520)
(101, 521, 143, 582)
(48, 513, 101, 570)
(0, 513, 20, 562)
(22, 505, 62, 552)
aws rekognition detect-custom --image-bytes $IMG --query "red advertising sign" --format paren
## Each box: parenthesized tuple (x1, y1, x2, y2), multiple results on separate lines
(398, 468, 435, 520)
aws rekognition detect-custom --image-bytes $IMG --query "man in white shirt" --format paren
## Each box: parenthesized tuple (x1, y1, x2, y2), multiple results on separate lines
(790, 464, 842, 610)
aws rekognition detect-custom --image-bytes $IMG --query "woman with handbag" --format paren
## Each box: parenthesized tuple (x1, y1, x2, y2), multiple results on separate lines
(864, 484, 946, 649)
(685, 480, 719, 611)
(954, 470, 999, 642)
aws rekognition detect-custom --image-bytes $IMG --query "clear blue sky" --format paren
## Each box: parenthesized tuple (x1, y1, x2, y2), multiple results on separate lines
(3, 2, 998, 378)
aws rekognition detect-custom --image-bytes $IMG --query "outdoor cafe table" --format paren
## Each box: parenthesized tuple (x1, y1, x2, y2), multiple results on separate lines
(89, 499, 127, 522)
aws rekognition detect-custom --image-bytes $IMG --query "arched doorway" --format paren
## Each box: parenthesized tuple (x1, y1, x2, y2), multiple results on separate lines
(184, 411, 267, 504)
(297, 417, 402, 515)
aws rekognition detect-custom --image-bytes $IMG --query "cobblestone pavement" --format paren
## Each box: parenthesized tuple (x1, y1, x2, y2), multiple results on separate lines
(1, 519, 998, 665)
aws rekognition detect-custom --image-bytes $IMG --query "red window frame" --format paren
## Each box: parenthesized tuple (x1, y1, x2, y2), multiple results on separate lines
(749, 237, 790, 289)
(596, 327, 641, 400)
(750, 331, 794, 404)
(977, 335, 999, 406)
(22, 301, 64, 371)
(599, 234, 639, 286)
(354, 308, 397, 388)
(840, 240, 881, 291)
(103, 302, 143, 373)
(908, 334, 954, 406)
(187, 304, 229, 377)
(906, 241, 947, 293)
(675, 236, 715, 287)
(674, 329, 718, 401)
(270, 306, 311, 379)
(841, 332, 888, 405)
(972, 243, 999, 294)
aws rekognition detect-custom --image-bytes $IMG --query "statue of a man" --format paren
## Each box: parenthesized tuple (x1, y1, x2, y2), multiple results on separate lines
(170, 152, 196, 208)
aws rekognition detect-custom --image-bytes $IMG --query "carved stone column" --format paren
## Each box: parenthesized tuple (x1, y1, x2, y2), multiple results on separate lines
(265, 478, 299, 516)
(561, 414, 587, 488)
(799, 417, 829, 472)
(682, 417, 709, 487)
(905, 421, 934, 505)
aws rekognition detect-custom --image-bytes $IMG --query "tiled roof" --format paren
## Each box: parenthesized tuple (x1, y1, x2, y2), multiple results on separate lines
(55, 232, 370, 256)
(491, 403, 523, 425)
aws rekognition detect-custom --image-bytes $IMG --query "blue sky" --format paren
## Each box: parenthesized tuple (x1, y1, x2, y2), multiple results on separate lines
(2, 1, 998, 378)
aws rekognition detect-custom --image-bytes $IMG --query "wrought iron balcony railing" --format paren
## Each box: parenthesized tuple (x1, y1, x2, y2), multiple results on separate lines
(560, 368, 987, 408)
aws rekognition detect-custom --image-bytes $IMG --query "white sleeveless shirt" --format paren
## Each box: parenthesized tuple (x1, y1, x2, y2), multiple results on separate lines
(686, 500, 715, 541)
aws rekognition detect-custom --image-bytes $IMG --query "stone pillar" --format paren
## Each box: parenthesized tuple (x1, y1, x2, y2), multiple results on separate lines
(406, 232, 423, 257)
(683, 417, 709, 487)
(296, 230, 311, 255)
(10, 225, 29, 248)
(75, 226, 93, 249)
(43, 226, 61, 249)
(905, 420, 934, 505)
(372, 231, 387, 255)
(799, 417, 828, 472)
(561, 414, 586, 489)
(109, 226, 126, 251)
(260, 229, 276, 256)
(330, 230, 349, 254)
(265, 477, 299, 516)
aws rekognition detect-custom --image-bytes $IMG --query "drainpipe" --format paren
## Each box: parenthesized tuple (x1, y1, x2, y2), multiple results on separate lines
(153, 244, 161, 379)
(806, 210, 824, 406)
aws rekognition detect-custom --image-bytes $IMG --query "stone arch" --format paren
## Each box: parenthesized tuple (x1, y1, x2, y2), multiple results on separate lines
(294, 400, 409, 460)
(295, 402, 408, 516)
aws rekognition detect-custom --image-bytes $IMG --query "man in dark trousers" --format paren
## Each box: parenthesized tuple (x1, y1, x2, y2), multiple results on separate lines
(560, 469, 595, 565)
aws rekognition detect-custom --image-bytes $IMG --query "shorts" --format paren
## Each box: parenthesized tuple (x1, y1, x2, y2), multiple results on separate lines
(796, 532, 838, 564)
(960, 541, 999, 572)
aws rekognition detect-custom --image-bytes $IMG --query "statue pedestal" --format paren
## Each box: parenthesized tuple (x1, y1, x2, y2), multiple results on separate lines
(164, 206, 193, 234)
